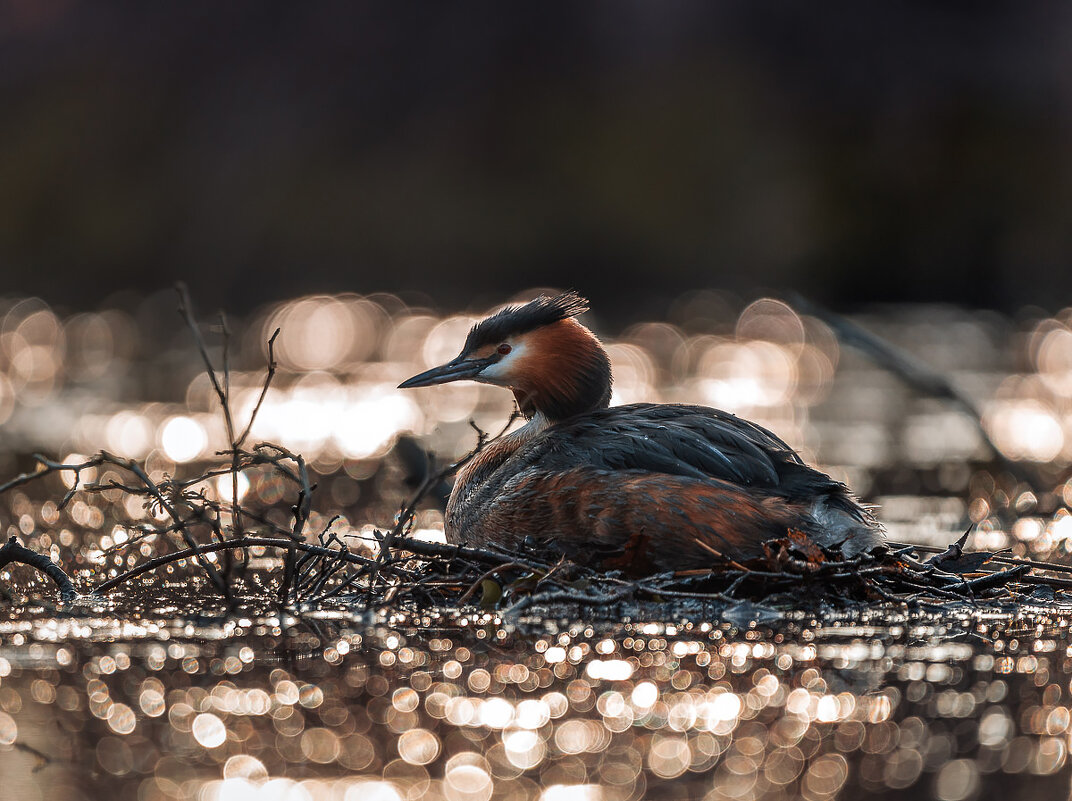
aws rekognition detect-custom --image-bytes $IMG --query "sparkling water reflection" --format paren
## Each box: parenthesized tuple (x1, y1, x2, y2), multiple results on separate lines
(2, 290, 1072, 799)
(2, 610, 1072, 800)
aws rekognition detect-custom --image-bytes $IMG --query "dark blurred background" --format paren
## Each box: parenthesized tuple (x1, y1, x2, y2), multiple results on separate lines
(2, 1, 1071, 319)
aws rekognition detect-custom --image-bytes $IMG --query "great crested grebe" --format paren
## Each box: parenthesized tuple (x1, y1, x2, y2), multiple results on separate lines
(400, 292, 884, 572)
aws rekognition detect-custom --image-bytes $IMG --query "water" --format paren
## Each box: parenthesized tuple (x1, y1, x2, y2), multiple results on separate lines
(3, 605, 1072, 800)
(1, 291, 1072, 799)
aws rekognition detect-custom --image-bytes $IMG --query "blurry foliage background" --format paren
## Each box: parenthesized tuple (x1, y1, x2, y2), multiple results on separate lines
(2, 1, 1072, 317)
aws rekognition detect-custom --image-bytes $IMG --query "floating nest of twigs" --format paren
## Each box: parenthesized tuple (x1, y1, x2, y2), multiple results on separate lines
(311, 526, 1072, 625)
(4, 499, 1072, 627)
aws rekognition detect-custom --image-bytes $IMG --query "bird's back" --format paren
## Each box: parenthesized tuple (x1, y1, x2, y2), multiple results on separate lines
(446, 403, 883, 572)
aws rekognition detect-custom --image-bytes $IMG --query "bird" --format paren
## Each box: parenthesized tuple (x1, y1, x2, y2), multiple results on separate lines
(399, 292, 884, 573)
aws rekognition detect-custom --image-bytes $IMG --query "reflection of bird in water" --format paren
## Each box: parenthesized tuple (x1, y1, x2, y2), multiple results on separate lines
(400, 292, 883, 573)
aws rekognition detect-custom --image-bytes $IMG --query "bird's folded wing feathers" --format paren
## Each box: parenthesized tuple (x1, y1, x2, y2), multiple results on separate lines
(538, 404, 815, 489)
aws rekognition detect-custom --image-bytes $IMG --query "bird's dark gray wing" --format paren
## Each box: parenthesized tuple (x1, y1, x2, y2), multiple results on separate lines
(528, 403, 839, 494)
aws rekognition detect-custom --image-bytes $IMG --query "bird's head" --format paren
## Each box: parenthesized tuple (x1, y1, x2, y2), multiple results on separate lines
(399, 291, 612, 421)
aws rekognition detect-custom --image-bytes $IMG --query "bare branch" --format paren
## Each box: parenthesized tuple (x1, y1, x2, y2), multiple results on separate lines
(0, 536, 77, 602)
(237, 328, 281, 448)
(94, 535, 379, 595)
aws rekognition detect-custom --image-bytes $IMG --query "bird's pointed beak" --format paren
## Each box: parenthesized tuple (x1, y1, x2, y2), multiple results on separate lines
(398, 356, 491, 389)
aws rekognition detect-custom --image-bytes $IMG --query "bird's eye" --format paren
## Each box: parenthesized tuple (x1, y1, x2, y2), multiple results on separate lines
(497, 343, 512, 355)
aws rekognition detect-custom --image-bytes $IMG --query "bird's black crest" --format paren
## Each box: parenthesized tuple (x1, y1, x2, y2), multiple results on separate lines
(463, 291, 590, 353)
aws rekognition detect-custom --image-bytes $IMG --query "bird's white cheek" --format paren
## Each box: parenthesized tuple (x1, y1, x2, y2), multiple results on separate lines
(479, 343, 527, 385)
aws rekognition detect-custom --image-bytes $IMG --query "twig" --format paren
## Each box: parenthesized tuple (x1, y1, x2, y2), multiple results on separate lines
(890, 540, 1072, 577)
(237, 328, 280, 447)
(280, 543, 296, 603)
(389, 536, 553, 572)
(176, 284, 235, 445)
(177, 286, 241, 566)
(0, 536, 77, 602)
(94, 536, 380, 595)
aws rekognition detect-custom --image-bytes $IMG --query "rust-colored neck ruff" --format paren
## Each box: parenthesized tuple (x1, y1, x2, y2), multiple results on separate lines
(511, 319, 612, 422)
